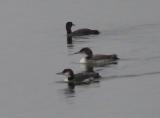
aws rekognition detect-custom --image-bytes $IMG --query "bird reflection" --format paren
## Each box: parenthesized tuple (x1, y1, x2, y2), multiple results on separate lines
(61, 87, 75, 104)
(80, 64, 101, 83)
(82, 64, 98, 73)
(68, 82, 75, 89)
(67, 36, 73, 44)
(66, 35, 90, 48)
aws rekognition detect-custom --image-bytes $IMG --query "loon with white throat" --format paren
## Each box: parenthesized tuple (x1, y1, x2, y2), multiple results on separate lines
(56, 68, 101, 85)
(74, 47, 119, 65)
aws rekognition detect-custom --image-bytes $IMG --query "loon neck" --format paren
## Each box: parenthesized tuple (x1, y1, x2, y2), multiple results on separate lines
(67, 73, 74, 81)
(86, 55, 92, 59)
(85, 65, 94, 72)
(67, 36, 72, 44)
(66, 25, 72, 34)
(68, 82, 75, 89)
(80, 53, 93, 63)
(80, 55, 92, 63)
(86, 51, 93, 59)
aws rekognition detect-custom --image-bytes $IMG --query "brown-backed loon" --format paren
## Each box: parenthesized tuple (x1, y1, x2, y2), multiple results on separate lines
(74, 47, 119, 65)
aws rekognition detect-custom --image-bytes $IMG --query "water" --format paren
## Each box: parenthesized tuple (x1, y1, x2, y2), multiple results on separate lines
(0, 0, 160, 118)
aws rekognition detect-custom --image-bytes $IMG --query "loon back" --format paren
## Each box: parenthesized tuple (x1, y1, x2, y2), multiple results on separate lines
(81, 54, 119, 66)
(73, 72, 101, 84)
(91, 54, 119, 61)
(71, 28, 100, 36)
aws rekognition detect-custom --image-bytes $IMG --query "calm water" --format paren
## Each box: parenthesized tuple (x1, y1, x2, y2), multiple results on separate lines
(0, 0, 160, 118)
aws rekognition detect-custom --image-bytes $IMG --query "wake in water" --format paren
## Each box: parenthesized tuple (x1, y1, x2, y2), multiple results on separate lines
(102, 71, 160, 81)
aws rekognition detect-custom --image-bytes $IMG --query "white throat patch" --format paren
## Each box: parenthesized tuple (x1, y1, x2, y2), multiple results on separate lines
(80, 57, 87, 63)
(64, 78, 68, 82)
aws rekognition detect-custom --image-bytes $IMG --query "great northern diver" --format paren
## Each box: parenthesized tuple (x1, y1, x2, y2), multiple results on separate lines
(56, 68, 101, 85)
(74, 47, 119, 65)
(66, 22, 100, 36)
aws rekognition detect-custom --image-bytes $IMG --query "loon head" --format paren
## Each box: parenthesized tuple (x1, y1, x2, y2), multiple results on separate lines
(66, 22, 75, 27)
(66, 22, 75, 34)
(74, 47, 93, 59)
(57, 68, 74, 81)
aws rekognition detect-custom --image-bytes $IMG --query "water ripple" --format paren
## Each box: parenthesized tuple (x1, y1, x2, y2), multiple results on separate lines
(102, 71, 160, 80)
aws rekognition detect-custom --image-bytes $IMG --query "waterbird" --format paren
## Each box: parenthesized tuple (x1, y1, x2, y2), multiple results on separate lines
(56, 68, 101, 85)
(74, 47, 119, 65)
(66, 22, 100, 37)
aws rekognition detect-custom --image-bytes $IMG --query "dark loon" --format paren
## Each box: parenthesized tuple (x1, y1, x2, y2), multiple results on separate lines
(66, 22, 100, 36)
(74, 47, 119, 64)
(56, 68, 101, 85)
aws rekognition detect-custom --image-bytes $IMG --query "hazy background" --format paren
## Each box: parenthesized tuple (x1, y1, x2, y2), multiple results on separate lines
(0, 0, 160, 118)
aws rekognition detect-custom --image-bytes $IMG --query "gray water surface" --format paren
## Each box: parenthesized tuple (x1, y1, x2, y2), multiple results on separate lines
(0, 0, 160, 118)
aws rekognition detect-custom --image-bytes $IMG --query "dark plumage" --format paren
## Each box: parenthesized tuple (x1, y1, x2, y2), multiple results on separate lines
(66, 22, 100, 36)
(57, 68, 101, 85)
